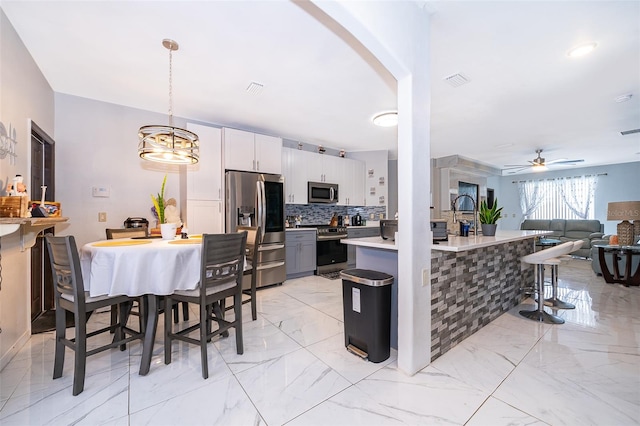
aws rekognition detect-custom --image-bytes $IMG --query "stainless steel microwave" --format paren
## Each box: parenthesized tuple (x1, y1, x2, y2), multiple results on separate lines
(308, 181, 338, 204)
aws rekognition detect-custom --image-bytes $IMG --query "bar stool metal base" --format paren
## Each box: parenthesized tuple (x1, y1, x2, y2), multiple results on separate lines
(544, 298, 575, 309)
(519, 309, 565, 324)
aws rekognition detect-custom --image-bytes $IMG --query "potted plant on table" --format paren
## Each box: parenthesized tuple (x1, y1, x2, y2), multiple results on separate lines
(150, 175, 180, 239)
(479, 198, 503, 236)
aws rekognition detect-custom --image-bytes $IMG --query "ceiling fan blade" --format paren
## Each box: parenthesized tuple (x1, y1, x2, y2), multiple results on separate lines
(503, 164, 529, 169)
(547, 159, 584, 165)
(505, 166, 530, 174)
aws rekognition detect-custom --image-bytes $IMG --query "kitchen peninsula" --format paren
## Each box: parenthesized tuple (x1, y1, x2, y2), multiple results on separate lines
(342, 230, 549, 361)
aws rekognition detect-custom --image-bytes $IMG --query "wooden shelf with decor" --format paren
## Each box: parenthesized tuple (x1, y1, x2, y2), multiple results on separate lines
(0, 197, 68, 250)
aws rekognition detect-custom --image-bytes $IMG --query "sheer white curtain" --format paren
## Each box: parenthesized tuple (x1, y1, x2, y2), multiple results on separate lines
(518, 180, 545, 219)
(558, 175, 598, 219)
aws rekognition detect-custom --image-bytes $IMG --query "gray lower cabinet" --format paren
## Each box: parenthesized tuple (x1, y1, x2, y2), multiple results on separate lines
(347, 227, 380, 268)
(286, 230, 317, 279)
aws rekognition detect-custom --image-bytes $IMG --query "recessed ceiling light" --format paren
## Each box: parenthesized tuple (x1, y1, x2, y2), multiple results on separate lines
(372, 111, 398, 127)
(567, 42, 597, 58)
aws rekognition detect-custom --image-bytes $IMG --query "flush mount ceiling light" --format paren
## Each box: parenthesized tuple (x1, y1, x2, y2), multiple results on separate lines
(138, 39, 199, 164)
(372, 111, 398, 127)
(567, 42, 597, 58)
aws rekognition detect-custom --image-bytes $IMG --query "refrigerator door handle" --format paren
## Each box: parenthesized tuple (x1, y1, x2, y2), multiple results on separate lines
(257, 180, 266, 231)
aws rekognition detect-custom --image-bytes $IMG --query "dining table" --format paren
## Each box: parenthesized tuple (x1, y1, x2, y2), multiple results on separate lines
(80, 235, 205, 375)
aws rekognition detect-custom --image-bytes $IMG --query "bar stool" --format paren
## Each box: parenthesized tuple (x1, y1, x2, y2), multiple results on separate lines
(544, 240, 584, 310)
(520, 242, 575, 324)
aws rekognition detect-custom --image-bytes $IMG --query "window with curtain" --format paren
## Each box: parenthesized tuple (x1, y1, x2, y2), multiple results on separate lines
(518, 175, 599, 220)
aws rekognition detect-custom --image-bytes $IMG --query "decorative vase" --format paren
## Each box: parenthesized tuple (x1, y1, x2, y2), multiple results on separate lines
(160, 223, 177, 240)
(481, 224, 497, 236)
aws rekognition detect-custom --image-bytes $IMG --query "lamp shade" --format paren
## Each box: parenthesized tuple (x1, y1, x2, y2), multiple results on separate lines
(606, 201, 640, 221)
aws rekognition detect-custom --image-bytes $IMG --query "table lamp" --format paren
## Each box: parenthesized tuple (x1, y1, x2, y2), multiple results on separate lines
(607, 201, 640, 245)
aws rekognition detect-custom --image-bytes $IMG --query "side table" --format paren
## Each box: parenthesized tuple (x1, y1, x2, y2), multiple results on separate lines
(593, 244, 640, 287)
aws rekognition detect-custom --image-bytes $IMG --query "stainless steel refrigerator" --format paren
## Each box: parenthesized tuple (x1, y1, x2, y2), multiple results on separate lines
(225, 171, 286, 288)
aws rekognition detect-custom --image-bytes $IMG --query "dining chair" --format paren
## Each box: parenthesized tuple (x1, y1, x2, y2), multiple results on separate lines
(44, 235, 144, 395)
(105, 227, 189, 331)
(235, 226, 262, 320)
(164, 231, 247, 379)
(105, 227, 148, 239)
(105, 227, 148, 331)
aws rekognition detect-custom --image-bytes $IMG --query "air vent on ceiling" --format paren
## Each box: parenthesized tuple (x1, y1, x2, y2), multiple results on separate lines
(443, 73, 470, 87)
(620, 128, 640, 136)
(246, 81, 264, 95)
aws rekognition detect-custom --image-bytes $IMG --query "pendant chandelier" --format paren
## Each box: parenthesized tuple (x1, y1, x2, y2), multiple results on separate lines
(138, 39, 199, 164)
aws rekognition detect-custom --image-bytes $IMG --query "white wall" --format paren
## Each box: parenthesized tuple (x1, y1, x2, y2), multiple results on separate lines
(494, 161, 640, 234)
(54, 94, 186, 247)
(0, 9, 55, 368)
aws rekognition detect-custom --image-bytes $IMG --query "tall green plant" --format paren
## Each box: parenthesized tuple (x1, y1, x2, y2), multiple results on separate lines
(150, 174, 167, 224)
(479, 198, 503, 225)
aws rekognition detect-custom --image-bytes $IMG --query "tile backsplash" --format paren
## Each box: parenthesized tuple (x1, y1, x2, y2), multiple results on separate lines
(285, 204, 387, 225)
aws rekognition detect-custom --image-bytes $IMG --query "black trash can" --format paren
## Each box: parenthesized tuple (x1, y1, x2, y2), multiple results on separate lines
(340, 268, 394, 363)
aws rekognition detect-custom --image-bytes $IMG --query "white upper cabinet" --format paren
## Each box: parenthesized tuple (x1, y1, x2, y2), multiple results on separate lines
(223, 127, 282, 174)
(186, 123, 222, 200)
(283, 147, 366, 206)
(282, 148, 310, 204)
(339, 158, 365, 206)
(308, 153, 342, 183)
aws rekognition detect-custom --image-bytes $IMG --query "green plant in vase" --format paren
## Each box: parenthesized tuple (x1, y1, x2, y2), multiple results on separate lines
(479, 198, 503, 236)
(150, 174, 167, 226)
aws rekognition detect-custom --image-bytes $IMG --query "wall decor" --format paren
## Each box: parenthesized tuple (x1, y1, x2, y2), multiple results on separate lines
(0, 121, 18, 165)
(368, 169, 374, 177)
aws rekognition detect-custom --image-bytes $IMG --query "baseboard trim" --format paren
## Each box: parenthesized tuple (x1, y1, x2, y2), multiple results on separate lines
(0, 329, 31, 371)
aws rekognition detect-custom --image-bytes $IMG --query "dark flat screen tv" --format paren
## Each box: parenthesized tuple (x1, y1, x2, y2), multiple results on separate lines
(457, 181, 478, 212)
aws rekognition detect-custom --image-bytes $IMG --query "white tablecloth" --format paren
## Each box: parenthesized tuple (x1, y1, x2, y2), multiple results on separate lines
(80, 238, 202, 297)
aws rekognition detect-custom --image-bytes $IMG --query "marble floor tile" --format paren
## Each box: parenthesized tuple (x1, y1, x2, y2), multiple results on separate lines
(353, 362, 489, 424)
(466, 396, 549, 426)
(129, 375, 264, 425)
(214, 318, 302, 374)
(493, 359, 640, 425)
(1, 259, 637, 425)
(235, 347, 351, 425)
(305, 332, 396, 384)
(274, 304, 344, 347)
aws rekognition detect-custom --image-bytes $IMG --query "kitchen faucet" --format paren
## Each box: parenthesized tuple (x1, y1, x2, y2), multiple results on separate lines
(451, 194, 478, 236)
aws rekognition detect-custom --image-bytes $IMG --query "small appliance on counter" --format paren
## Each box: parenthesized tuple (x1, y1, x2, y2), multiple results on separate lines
(380, 219, 398, 240)
(352, 212, 362, 226)
(124, 217, 149, 229)
(431, 219, 448, 242)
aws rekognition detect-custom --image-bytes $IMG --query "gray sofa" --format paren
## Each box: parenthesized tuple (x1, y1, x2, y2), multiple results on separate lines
(590, 235, 640, 276)
(520, 219, 604, 258)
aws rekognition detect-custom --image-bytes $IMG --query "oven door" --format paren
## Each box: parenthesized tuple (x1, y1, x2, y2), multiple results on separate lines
(316, 238, 347, 267)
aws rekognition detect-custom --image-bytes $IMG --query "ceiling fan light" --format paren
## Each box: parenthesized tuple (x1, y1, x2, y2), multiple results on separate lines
(567, 42, 597, 58)
(532, 164, 548, 172)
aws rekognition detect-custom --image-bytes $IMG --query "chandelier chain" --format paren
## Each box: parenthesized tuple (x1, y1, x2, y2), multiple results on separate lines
(168, 47, 173, 126)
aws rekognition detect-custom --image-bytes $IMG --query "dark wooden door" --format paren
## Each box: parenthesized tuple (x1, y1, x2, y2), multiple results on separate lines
(30, 122, 55, 322)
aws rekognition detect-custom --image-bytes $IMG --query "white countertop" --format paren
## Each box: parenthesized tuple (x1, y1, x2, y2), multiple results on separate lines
(341, 230, 551, 253)
(341, 236, 398, 251)
(432, 230, 550, 252)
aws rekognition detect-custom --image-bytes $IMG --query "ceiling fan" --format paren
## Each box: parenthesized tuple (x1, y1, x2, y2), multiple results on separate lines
(503, 149, 584, 174)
